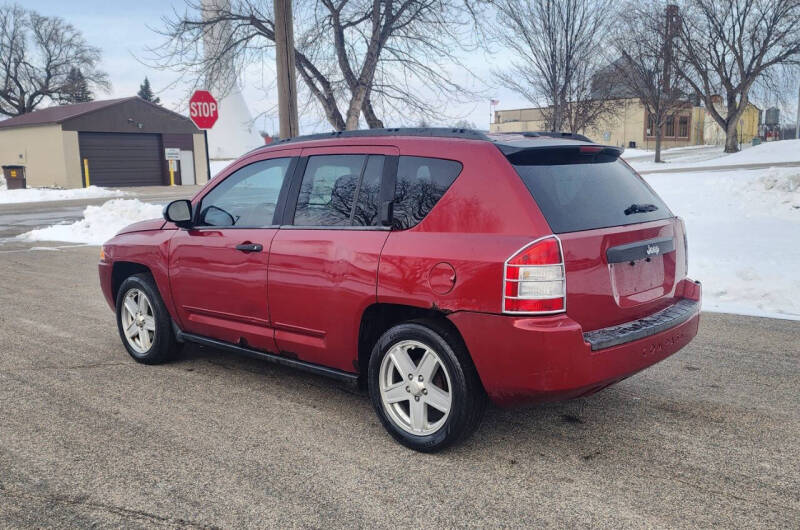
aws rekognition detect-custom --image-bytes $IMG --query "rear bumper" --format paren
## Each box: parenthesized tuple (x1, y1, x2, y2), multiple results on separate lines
(449, 280, 702, 407)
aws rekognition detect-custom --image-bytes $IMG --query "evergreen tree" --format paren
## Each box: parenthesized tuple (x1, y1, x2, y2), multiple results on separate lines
(137, 77, 160, 104)
(59, 68, 93, 104)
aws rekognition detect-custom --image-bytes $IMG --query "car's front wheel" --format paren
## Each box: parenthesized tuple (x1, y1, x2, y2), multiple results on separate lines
(368, 321, 486, 452)
(116, 273, 178, 364)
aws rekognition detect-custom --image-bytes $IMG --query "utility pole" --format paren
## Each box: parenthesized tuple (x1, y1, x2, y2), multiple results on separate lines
(795, 83, 800, 140)
(274, 0, 299, 138)
(662, 5, 679, 94)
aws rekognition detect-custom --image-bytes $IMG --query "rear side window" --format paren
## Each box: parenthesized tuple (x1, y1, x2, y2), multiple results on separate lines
(294, 155, 365, 226)
(509, 148, 672, 233)
(353, 156, 384, 227)
(292, 154, 385, 227)
(393, 156, 462, 230)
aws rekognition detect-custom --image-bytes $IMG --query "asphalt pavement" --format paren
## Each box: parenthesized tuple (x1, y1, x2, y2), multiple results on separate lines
(0, 191, 798, 528)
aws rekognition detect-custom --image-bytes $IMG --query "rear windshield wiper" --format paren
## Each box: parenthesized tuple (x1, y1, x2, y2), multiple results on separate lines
(624, 203, 659, 215)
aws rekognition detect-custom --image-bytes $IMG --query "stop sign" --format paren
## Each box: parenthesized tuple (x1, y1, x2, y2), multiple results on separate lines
(189, 90, 218, 129)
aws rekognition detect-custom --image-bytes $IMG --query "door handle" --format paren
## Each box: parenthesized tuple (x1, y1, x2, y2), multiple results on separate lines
(235, 243, 263, 253)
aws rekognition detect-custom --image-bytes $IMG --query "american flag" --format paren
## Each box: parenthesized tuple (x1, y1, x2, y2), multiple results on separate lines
(490, 99, 500, 106)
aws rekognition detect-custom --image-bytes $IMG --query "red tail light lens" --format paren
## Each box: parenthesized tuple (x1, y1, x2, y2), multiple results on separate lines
(579, 145, 603, 154)
(503, 236, 566, 314)
(678, 217, 688, 273)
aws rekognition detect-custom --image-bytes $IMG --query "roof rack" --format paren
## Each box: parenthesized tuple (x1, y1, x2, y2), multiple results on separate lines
(266, 127, 491, 146)
(519, 131, 593, 143)
(243, 127, 595, 158)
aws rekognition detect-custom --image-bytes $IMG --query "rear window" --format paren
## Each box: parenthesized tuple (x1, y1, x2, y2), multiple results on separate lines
(509, 148, 672, 233)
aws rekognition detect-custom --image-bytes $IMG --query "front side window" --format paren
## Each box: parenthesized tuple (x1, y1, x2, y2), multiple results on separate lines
(198, 158, 293, 227)
(392, 156, 462, 230)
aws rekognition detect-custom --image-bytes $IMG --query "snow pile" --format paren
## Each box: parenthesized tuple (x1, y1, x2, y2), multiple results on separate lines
(619, 148, 652, 159)
(758, 166, 800, 194)
(645, 168, 800, 320)
(19, 199, 163, 245)
(0, 173, 6, 189)
(623, 144, 715, 161)
(0, 185, 125, 204)
(707, 139, 800, 166)
(627, 140, 800, 172)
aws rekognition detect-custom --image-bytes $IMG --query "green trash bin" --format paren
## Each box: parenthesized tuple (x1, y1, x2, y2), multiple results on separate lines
(2, 165, 26, 189)
(751, 137, 762, 146)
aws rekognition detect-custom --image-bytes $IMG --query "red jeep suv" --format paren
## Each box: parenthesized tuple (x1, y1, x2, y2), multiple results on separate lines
(99, 129, 701, 452)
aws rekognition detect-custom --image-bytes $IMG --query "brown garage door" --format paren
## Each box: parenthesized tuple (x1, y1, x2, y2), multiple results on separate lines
(79, 132, 164, 187)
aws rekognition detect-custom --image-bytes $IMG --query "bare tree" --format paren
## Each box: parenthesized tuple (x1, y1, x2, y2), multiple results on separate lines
(0, 5, 109, 117)
(150, 0, 486, 131)
(492, 0, 616, 133)
(675, 0, 800, 152)
(452, 119, 476, 129)
(609, 2, 690, 162)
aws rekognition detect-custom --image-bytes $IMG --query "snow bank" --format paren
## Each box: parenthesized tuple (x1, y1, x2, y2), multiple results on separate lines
(619, 148, 652, 159)
(704, 139, 800, 166)
(645, 167, 800, 320)
(759, 166, 800, 195)
(0, 185, 125, 204)
(627, 140, 800, 172)
(622, 144, 715, 161)
(19, 199, 163, 245)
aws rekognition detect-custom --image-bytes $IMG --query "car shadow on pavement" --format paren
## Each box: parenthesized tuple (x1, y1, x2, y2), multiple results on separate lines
(170, 340, 652, 459)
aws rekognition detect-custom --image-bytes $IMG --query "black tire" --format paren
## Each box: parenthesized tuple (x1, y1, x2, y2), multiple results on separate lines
(115, 273, 178, 365)
(368, 319, 486, 452)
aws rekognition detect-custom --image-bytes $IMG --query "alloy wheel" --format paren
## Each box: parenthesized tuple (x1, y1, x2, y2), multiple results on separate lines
(379, 340, 453, 436)
(121, 288, 156, 354)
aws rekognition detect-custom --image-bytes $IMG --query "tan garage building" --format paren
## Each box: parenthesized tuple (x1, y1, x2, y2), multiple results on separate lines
(0, 97, 209, 189)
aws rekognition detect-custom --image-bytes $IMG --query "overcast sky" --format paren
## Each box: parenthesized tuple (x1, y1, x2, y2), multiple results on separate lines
(28, 0, 529, 133)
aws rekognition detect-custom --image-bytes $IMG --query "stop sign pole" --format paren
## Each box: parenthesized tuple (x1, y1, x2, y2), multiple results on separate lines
(189, 90, 219, 182)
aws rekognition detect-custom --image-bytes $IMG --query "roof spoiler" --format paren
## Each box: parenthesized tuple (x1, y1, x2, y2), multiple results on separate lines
(502, 144, 625, 163)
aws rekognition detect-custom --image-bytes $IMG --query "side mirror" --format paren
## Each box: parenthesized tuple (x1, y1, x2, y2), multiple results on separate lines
(380, 200, 394, 228)
(164, 199, 193, 228)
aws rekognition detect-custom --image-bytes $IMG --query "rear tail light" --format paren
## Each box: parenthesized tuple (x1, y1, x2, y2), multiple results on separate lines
(503, 236, 566, 314)
(579, 145, 603, 153)
(678, 217, 689, 273)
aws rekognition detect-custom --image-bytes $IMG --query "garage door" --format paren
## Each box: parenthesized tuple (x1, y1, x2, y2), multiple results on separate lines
(79, 133, 164, 187)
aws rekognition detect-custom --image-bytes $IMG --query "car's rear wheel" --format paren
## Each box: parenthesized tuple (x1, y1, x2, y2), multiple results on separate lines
(368, 321, 486, 452)
(116, 273, 178, 364)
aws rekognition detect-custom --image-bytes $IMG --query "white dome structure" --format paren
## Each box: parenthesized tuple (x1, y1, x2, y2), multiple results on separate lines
(201, 0, 263, 159)
(206, 88, 262, 159)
